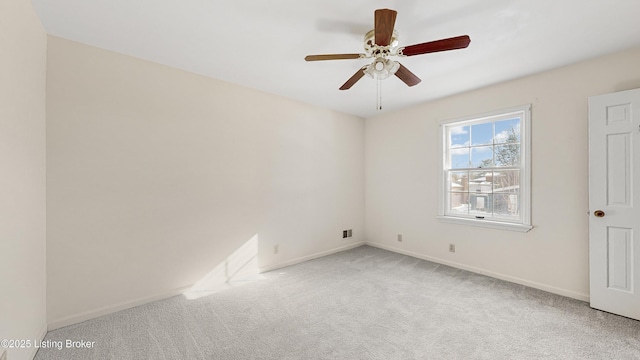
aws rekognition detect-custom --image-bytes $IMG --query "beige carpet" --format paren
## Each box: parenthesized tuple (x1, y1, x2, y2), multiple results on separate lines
(35, 245, 640, 359)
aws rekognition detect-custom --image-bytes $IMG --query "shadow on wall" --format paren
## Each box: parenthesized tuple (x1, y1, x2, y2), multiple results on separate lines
(183, 234, 263, 300)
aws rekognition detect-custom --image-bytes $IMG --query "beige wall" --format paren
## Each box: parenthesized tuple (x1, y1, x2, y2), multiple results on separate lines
(365, 46, 640, 300)
(0, 1, 48, 360)
(46, 37, 365, 327)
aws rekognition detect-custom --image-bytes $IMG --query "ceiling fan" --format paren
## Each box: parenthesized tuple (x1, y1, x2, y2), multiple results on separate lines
(305, 8, 471, 92)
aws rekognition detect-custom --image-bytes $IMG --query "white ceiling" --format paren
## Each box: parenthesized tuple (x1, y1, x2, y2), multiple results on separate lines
(33, 0, 640, 118)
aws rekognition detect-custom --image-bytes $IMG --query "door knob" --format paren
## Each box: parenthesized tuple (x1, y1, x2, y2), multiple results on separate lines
(594, 210, 605, 217)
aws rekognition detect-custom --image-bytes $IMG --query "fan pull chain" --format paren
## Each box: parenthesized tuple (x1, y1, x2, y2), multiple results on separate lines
(376, 79, 382, 110)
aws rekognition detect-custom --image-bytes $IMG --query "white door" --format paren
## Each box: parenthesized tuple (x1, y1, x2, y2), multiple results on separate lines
(589, 88, 640, 320)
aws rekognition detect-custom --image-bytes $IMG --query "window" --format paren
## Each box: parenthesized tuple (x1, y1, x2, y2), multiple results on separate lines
(438, 105, 532, 232)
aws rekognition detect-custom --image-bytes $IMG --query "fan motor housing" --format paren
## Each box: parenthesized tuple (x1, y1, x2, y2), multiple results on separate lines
(364, 29, 400, 56)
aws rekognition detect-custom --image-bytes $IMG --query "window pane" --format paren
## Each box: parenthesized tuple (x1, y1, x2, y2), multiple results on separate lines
(495, 118, 520, 143)
(493, 170, 520, 193)
(440, 105, 529, 228)
(449, 125, 469, 148)
(469, 193, 492, 216)
(470, 146, 493, 168)
(493, 192, 520, 218)
(449, 171, 468, 192)
(469, 170, 493, 193)
(449, 192, 469, 215)
(495, 144, 520, 167)
(471, 122, 493, 146)
(450, 148, 470, 169)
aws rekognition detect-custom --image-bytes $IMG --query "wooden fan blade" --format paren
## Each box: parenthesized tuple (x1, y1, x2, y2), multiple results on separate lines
(400, 35, 471, 57)
(395, 63, 421, 87)
(375, 9, 397, 46)
(339, 67, 366, 90)
(305, 54, 363, 61)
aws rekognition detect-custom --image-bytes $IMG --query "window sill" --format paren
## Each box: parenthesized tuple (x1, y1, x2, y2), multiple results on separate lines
(436, 216, 533, 232)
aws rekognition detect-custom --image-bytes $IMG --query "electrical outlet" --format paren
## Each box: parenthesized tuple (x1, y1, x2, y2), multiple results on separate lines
(342, 230, 348, 238)
(273, 245, 279, 254)
(1, 349, 7, 360)
(397, 234, 402, 242)
(449, 244, 456, 253)
(347, 229, 353, 237)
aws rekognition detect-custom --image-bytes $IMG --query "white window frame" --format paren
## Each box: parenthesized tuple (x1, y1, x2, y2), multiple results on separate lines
(437, 104, 532, 232)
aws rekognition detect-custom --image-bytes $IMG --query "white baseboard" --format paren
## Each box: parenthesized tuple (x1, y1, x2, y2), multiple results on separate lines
(27, 323, 48, 360)
(365, 241, 590, 302)
(259, 241, 366, 273)
(48, 240, 586, 331)
(48, 285, 192, 330)
(48, 241, 366, 330)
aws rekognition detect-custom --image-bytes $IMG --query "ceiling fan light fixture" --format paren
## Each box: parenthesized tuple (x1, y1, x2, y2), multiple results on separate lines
(304, 8, 471, 100)
(364, 58, 400, 80)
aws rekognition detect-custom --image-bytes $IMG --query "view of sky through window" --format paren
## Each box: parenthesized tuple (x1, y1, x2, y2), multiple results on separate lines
(449, 118, 520, 169)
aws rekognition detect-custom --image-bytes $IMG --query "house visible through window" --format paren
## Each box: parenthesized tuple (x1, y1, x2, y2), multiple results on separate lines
(438, 105, 532, 232)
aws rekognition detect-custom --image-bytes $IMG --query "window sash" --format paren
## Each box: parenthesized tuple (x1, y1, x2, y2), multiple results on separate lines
(438, 105, 531, 231)
(444, 168, 523, 223)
